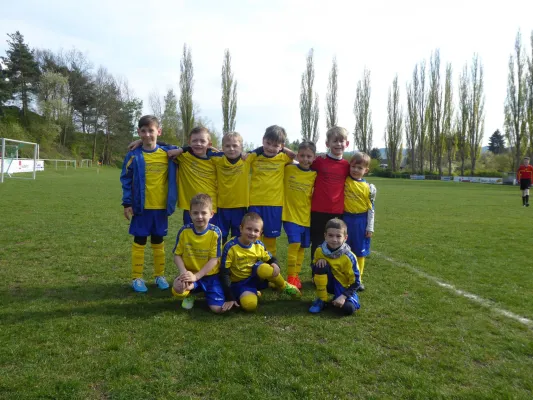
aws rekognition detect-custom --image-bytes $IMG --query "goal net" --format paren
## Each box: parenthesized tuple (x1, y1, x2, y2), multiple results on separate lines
(0, 138, 42, 183)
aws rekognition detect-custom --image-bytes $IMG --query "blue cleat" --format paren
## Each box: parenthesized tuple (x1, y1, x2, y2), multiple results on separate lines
(155, 276, 170, 290)
(309, 298, 325, 313)
(132, 278, 148, 293)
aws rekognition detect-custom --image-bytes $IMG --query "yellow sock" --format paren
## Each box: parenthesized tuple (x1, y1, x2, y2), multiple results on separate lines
(131, 242, 145, 279)
(240, 293, 258, 312)
(171, 287, 190, 299)
(287, 243, 300, 277)
(356, 256, 365, 281)
(257, 263, 285, 290)
(151, 242, 165, 277)
(296, 247, 305, 276)
(262, 237, 277, 257)
(314, 274, 328, 301)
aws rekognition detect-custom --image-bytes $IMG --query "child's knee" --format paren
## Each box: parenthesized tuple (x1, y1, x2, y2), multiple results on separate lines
(257, 263, 274, 279)
(312, 263, 330, 275)
(240, 293, 258, 312)
(341, 301, 357, 316)
(209, 305, 224, 314)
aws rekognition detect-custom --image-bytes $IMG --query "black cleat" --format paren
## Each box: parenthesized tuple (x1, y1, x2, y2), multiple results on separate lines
(356, 283, 365, 292)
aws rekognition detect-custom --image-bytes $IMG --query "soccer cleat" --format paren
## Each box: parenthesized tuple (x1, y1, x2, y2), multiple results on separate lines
(527, 203, 530, 207)
(283, 282, 302, 298)
(309, 298, 325, 313)
(287, 276, 302, 290)
(181, 296, 195, 310)
(155, 276, 170, 290)
(356, 283, 365, 292)
(132, 278, 148, 293)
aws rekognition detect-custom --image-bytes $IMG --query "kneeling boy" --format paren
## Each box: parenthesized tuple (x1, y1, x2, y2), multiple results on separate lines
(172, 194, 229, 313)
(309, 218, 361, 316)
(220, 212, 301, 312)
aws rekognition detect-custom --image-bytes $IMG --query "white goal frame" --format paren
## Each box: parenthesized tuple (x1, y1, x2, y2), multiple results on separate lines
(0, 138, 39, 183)
(80, 159, 93, 168)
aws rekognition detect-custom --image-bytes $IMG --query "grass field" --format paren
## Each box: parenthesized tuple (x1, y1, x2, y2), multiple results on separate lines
(1, 168, 532, 399)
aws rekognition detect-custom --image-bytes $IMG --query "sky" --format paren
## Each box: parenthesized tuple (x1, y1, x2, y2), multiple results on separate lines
(1, 0, 532, 151)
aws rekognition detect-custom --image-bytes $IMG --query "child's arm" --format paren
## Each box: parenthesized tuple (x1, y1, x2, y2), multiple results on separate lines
(282, 147, 296, 160)
(366, 184, 377, 237)
(174, 255, 188, 276)
(180, 258, 218, 282)
(338, 257, 362, 302)
(120, 154, 134, 220)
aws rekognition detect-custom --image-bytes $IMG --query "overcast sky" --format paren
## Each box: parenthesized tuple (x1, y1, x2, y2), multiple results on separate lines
(1, 0, 532, 151)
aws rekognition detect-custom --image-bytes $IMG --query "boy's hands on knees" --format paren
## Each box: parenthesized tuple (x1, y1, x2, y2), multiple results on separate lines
(332, 295, 347, 307)
(315, 259, 328, 268)
(123, 207, 134, 220)
(167, 148, 183, 159)
(366, 231, 373, 238)
(271, 263, 280, 277)
(178, 271, 197, 283)
(222, 301, 240, 312)
(128, 139, 142, 151)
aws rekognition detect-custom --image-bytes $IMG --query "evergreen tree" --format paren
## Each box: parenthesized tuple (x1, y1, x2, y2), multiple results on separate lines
(161, 89, 180, 143)
(221, 49, 237, 133)
(370, 147, 382, 162)
(488, 129, 505, 154)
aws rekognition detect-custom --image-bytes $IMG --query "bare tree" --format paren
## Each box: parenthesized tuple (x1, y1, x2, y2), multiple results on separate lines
(457, 64, 470, 175)
(221, 48, 237, 133)
(442, 63, 456, 175)
(428, 49, 444, 174)
(300, 48, 319, 143)
(405, 66, 419, 173)
(148, 89, 163, 121)
(353, 68, 373, 153)
(416, 61, 428, 173)
(179, 44, 195, 140)
(505, 30, 528, 168)
(325, 56, 338, 129)
(528, 30, 533, 157)
(384, 75, 403, 171)
(468, 54, 485, 174)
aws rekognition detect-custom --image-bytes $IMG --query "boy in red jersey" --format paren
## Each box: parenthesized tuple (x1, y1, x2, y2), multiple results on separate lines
(309, 126, 350, 259)
(517, 156, 533, 207)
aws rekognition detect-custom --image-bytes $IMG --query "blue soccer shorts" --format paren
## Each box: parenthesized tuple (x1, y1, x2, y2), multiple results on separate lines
(191, 274, 225, 307)
(129, 209, 168, 237)
(230, 261, 269, 299)
(283, 221, 311, 248)
(343, 211, 371, 257)
(312, 264, 361, 310)
(248, 206, 282, 238)
(217, 207, 247, 239)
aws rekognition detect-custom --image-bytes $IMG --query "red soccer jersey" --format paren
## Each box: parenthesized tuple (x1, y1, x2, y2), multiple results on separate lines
(311, 155, 350, 214)
(517, 165, 533, 180)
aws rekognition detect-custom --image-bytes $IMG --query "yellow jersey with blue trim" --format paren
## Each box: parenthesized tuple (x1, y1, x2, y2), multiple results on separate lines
(177, 151, 217, 211)
(210, 153, 251, 208)
(248, 151, 292, 206)
(221, 238, 272, 282)
(173, 223, 222, 275)
(344, 177, 372, 214)
(313, 247, 360, 288)
(143, 147, 169, 209)
(282, 164, 317, 227)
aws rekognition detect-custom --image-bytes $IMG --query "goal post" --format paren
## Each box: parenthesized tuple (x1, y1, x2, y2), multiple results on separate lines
(0, 138, 41, 183)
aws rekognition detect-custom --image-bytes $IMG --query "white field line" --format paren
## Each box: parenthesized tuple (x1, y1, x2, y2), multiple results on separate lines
(373, 251, 533, 328)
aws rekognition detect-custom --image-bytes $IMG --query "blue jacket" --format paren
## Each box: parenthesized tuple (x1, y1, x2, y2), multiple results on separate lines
(120, 145, 178, 216)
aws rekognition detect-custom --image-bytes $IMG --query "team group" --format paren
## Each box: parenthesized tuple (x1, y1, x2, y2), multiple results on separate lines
(120, 116, 376, 315)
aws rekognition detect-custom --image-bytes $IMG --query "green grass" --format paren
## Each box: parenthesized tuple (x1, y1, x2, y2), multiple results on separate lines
(1, 169, 532, 399)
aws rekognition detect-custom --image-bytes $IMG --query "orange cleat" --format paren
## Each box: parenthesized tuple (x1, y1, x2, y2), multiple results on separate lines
(287, 276, 302, 290)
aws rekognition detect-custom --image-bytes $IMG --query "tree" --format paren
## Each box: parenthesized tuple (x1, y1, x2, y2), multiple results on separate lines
(504, 30, 528, 169)
(416, 61, 428, 173)
(353, 68, 373, 153)
(370, 147, 382, 162)
(148, 90, 163, 122)
(526, 30, 533, 158)
(442, 63, 456, 175)
(161, 89, 180, 143)
(457, 64, 470, 175)
(221, 49, 237, 133)
(325, 56, 338, 129)
(428, 49, 444, 174)
(0, 60, 12, 105)
(405, 66, 419, 173)
(300, 48, 319, 143)
(179, 44, 195, 141)
(384, 75, 403, 172)
(468, 54, 485, 174)
(488, 129, 505, 154)
(1, 31, 40, 119)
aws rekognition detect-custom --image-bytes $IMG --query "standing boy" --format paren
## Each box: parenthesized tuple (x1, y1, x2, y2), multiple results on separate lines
(309, 218, 361, 316)
(282, 141, 317, 289)
(120, 115, 177, 293)
(247, 125, 295, 256)
(172, 194, 230, 313)
(219, 212, 301, 312)
(344, 152, 376, 291)
(517, 156, 533, 207)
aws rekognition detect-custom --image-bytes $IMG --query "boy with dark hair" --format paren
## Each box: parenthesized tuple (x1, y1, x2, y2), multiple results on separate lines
(120, 115, 178, 292)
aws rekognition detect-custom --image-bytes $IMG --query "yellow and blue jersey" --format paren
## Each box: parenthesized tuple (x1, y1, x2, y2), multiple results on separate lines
(313, 247, 360, 289)
(220, 237, 273, 282)
(210, 153, 251, 208)
(248, 150, 292, 207)
(177, 150, 218, 211)
(344, 177, 372, 214)
(120, 145, 178, 215)
(282, 164, 317, 227)
(173, 223, 222, 275)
